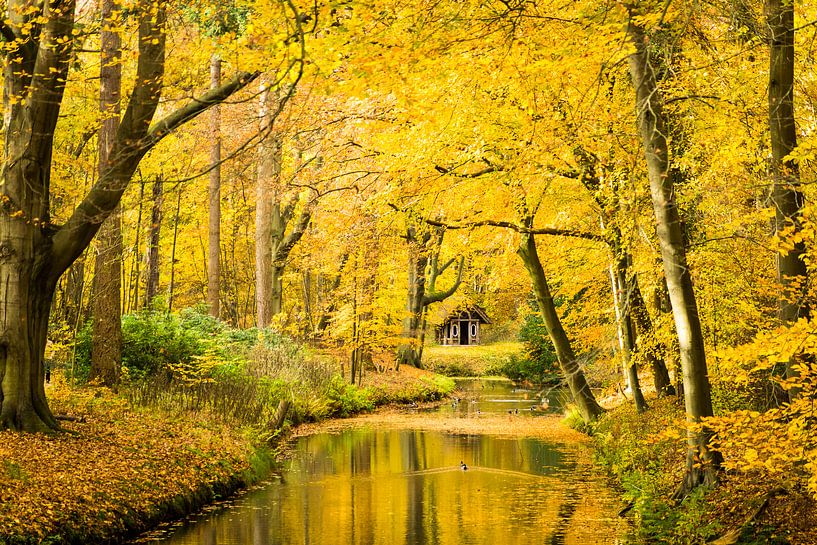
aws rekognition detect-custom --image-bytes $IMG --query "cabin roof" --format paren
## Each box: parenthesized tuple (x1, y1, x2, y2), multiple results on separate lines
(435, 303, 492, 325)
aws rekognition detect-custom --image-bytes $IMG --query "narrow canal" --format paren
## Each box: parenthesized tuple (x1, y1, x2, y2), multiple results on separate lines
(136, 380, 627, 545)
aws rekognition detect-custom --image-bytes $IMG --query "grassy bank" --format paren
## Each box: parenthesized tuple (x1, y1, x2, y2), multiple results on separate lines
(0, 365, 453, 544)
(422, 341, 525, 377)
(592, 395, 817, 545)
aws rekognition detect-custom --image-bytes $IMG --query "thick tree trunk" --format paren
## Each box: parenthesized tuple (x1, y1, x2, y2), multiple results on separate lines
(628, 19, 721, 491)
(90, 207, 123, 386)
(89, 0, 123, 388)
(207, 54, 222, 318)
(517, 233, 605, 422)
(144, 177, 163, 308)
(768, 0, 808, 398)
(397, 239, 428, 368)
(255, 82, 283, 327)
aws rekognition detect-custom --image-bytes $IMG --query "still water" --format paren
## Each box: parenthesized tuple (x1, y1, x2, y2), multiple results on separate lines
(440, 378, 566, 416)
(140, 381, 625, 545)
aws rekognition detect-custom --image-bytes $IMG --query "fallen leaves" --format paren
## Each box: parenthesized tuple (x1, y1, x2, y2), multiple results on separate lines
(0, 384, 255, 544)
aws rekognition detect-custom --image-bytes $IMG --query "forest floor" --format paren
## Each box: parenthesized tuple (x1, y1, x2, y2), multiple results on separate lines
(0, 365, 452, 545)
(594, 394, 817, 545)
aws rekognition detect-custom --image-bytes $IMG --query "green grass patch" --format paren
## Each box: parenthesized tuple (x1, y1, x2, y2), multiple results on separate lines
(423, 342, 524, 376)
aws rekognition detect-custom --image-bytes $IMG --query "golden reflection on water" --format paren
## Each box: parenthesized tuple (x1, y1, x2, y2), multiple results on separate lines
(151, 427, 628, 545)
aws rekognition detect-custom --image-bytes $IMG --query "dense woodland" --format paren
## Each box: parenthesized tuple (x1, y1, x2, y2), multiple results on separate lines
(2, 0, 817, 530)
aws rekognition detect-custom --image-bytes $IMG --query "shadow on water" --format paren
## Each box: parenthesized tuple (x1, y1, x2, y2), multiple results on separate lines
(134, 380, 627, 545)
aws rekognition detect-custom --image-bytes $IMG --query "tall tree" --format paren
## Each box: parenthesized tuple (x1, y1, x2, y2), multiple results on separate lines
(144, 177, 163, 308)
(207, 54, 222, 318)
(767, 0, 808, 396)
(516, 215, 605, 422)
(254, 82, 311, 327)
(627, 16, 721, 491)
(396, 222, 464, 368)
(0, 0, 262, 431)
(89, 0, 123, 388)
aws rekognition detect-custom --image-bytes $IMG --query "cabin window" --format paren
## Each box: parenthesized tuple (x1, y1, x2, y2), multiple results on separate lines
(451, 324, 459, 337)
(470, 323, 477, 337)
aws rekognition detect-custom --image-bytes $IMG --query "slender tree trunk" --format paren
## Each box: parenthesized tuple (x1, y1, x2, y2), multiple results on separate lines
(89, 0, 123, 387)
(207, 54, 222, 318)
(631, 277, 675, 396)
(613, 253, 648, 413)
(628, 19, 721, 491)
(768, 0, 808, 398)
(130, 180, 145, 311)
(144, 177, 163, 308)
(397, 225, 463, 368)
(517, 233, 604, 422)
(169, 189, 182, 313)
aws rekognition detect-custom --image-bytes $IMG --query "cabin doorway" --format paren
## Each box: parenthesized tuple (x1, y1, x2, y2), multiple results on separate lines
(459, 321, 469, 345)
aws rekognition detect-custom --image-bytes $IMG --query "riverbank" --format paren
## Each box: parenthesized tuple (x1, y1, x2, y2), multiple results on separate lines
(593, 395, 817, 545)
(0, 366, 454, 545)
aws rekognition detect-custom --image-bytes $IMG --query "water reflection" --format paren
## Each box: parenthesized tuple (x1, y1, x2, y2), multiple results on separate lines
(144, 427, 624, 545)
(439, 379, 567, 417)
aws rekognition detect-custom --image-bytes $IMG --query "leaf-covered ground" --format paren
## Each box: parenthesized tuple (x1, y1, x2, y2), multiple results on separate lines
(0, 365, 453, 545)
(0, 381, 258, 544)
(595, 395, 817, 545)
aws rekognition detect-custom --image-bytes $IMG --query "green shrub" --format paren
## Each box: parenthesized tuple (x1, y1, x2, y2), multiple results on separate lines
(325, 376, 374, 417)
(516, 313, 561, 382)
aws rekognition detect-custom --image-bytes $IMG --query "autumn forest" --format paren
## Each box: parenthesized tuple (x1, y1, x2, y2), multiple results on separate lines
(2, 0, 817, 543)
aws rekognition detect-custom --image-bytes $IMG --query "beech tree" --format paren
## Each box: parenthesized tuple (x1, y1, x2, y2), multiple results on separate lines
(627, 15, 721, 491)
(89, 0, 123, 387)
(396, 219, 464, 369)
(767, 0, 808, 399)
(0, 0, 260, 431)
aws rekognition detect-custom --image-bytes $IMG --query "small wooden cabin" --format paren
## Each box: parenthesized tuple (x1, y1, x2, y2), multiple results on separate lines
(436, 305, 491, 346)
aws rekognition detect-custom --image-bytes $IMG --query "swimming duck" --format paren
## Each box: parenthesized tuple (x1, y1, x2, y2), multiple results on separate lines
(460, 461, 468, 470)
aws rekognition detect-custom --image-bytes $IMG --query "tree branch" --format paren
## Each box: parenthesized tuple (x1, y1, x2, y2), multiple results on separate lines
(423, 255, 465, 305)
(145, 71, 260, 146)
(424, 216, 606, 242)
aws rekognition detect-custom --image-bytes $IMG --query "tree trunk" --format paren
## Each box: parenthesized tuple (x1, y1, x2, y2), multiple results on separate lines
(255, 81, 284, 327)
(767, 0, 808, 398)
(90, 208, 123, 386)
(517, 233, 605, 422)
(207, 54, 222, 318)
(89, 0, 123, 388)
(628, 19, 721, 492)
(169, 189, 182, 313)
(613, 253, 648, 413)
(631, 277, 675, 396)
(397, 225, 463, 368)
(129, 181, 145, 312)
(144, 177, 163, 308)
(397, 236, 428, 368)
